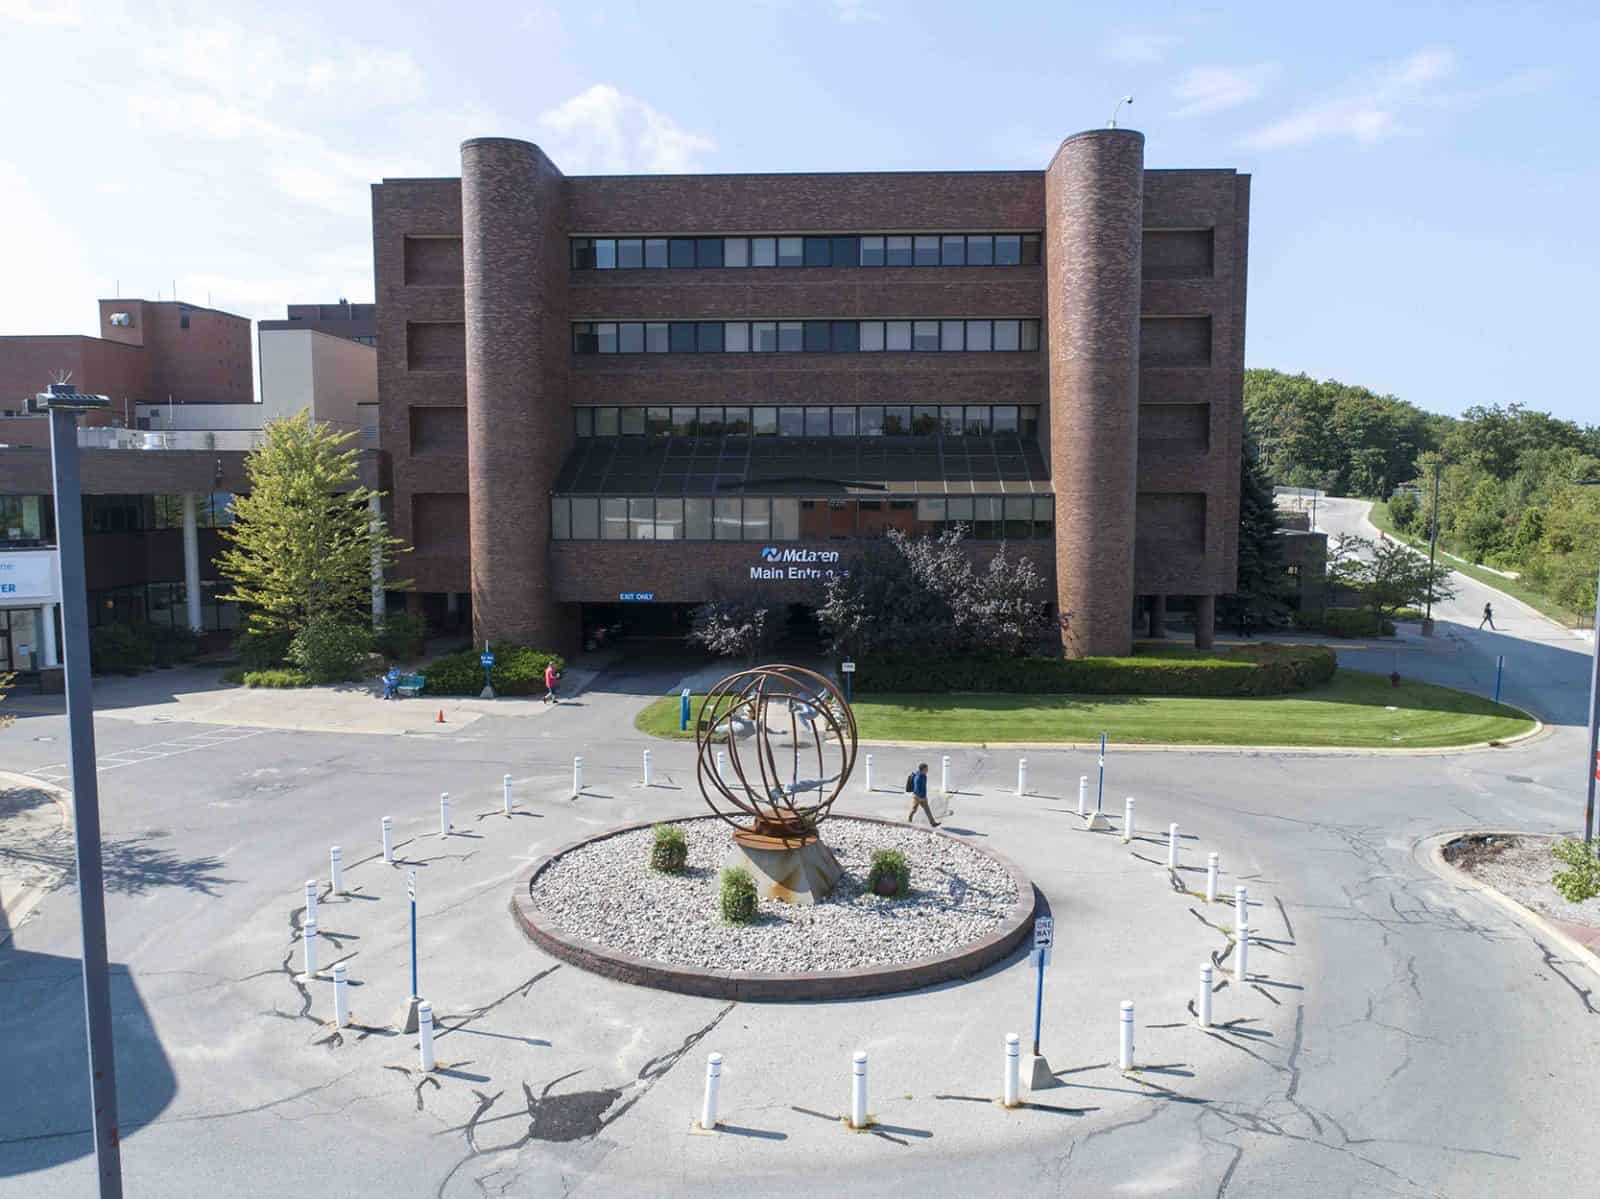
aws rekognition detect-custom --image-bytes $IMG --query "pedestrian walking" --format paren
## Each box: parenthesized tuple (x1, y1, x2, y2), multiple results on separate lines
(905, 762, 938, 827)
(543, 660, 562, 704)
(1478, 603, 1496, 631)
(382, 664, 400, 701)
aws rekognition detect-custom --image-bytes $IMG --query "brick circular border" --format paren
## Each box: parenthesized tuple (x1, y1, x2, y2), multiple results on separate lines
(510, 813, 1039, 1001)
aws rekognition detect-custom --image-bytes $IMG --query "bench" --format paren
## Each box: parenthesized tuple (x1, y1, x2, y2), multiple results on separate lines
(396, 673, 425, 698)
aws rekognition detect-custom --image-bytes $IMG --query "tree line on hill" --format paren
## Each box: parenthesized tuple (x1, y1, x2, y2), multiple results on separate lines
(1244, 368, 1600, 621)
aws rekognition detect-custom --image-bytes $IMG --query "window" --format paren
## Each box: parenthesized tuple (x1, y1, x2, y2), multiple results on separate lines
(913, 320, 940, 351)
(777, 237, 803, 267)
(696, 322, 724, 352)
(1004, 497, 1033, 539)
(804, 407, 830, 436)
(596, 322, 618, 354)
(915, 497, 945, 536)
(831, 406, 856, 436)
(618, 322, 645, 353)
(593, 407, 619, 436)
(696, 238, 724, 268)
(973, 497, 1003, 539)
(620, 407, 645, 436)
(911, 405, 939, 434)
(1020, 406, 1040, 438)
(751, 237, 776, 267)
(573, 323, 598, 354)
(685, 498, 712, 540)
(656, 498, 684, 540)
(572, 238, 595, 269)
(993, 319, 1020, 351)
(698, 407, 725, 436)
(669, 238, 696, 268)
(752, 321, 778, 351)
(886, 320, 912, 351)
(832, 236, 858, 267)
(646, 322, 669, 352)
(629, 498, 655, 539)
(672, 407, 697, 436)
(602, 497, 628, 539)
(617, 238, 644, 269)
(941, 235, 966, 266)
(723, 237, 748, 268)
(803, 237, 831, 267)
(742, 496, 771, 540)
(964, 406, 991, 435)
(1033, 496, 1054, 539)
(575, 408, 594, 437)
(573, 232, 1041, 270)
(669, 323, 696, 352)
(572, 316, 1043, 355)
(994, 235, 1021, 266)
(884, 406, 910, 434)
(992, 405, 1019, 434)
(753, 407, 778, 435)
(860, 236, 884, 267)
(714, 497, 742, 540)
(772, 497, 799, 540)
(724, 406, 751, 435)
(803, 321, 830, 353)
(595, 239, 617, 269)
(886, 235, 913, 266)
(965, 319, 992, 351)
(645, 238, 668, 269)
(778, 321, 804, 352)
(947, 496, 974, 530)
(646, 407, 672, 437)
(830, 320, 859, 352)
(778, 407, 804, 436)
(571, 497, 599, 539)
(940, 406, 964, 435)
(725, 322, 750, 352)
(914, 235, 940, 266)
(860, 320, 884, 351)
(968, 235, 993, 265)
(859, 406, 884, 436)
(940, 320, 965, 351)
(1020, 233, 1041, 265)
(1021, 320, 1040, 351)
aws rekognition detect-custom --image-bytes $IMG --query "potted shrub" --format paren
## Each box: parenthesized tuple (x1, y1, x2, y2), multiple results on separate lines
(867, 849, 911, 897)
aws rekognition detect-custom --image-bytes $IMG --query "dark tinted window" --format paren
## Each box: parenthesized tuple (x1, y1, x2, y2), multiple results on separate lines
(803, 237, 832, 267)
(941, 235, 966, 266)
(994, 235, 1021, 266)
(644, 238, 668, 268)
(669, 322, 696, 352)
(804, 407, 830, 436)
(572, 238, 595, 269)
(617, 238, 644, 269)
(803, 321, 831, 352)
(696, 238, 724, 268)
(669, 239, 696, 268)
(696, 322, 725, 352)
(1020, 233, 1041, 265)
(967, 235, 993, 265)
(831, 236, 859, 267)
(830, 320, 859, 352)
(778, 407, 804, 436)
(572, 323, 598, 354)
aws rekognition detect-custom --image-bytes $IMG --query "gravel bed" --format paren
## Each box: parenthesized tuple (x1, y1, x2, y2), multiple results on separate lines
(528, 817, 1020, 973)
(1447, 833, 1600, 930)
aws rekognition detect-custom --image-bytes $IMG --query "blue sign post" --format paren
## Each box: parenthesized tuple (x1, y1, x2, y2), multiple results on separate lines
(480, 650, 495, 694)
(1494, 655, 1504, 704)
(1031, 916, 1053, 1056)
(680, 687, 692, 732)
(1096, 732, 1107, 814)
(841, 660, 856, 704)
(407, 868, 418, 998)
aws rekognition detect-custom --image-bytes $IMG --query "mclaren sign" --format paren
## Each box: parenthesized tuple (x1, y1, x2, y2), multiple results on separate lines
(751, 546, 844, 582)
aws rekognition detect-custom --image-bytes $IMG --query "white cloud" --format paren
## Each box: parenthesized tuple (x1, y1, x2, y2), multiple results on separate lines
(0, 0, 82, 26)
(538, 85, 715, 173)
(1170, 64, 1281, 118)
(305, 46, 426, 108)
(0, 162, 106, 337)
(832, 0, 885, 24)
(1099, 25, 1181, 67)
(1239, 47, 1474, 150)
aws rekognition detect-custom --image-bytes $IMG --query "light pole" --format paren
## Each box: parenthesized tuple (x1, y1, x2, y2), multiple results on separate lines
(1425, 459, 1442, 627)
(35, 382, 123, 1197)
(1578, 480, 1600, 846)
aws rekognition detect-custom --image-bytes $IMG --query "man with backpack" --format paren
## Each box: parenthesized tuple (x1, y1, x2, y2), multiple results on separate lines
(905, 762, 938, 828)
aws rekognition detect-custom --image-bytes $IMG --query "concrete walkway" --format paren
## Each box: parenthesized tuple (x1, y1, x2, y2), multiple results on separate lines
(0, 772, 70, 946)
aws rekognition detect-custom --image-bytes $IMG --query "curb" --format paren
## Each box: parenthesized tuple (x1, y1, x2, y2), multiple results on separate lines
(511, 813, 1038, 1001)
(0, 771, 72, 947)
(1416, 830, 1600, 982)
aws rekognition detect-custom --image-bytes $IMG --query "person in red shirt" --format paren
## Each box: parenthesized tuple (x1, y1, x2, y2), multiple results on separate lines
(543, 661, 561, 704)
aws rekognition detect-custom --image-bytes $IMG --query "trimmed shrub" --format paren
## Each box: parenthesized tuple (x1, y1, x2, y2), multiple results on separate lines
(288, 619, 375, 684)
(853, 643, 1336, 698)
(867, 849, 911, 897)
(240, 668, 311, 688)
(235, 629, 292, 671)
(422, 642, 564, 697)
(90, 624, 155, 675)
(650, 824, 688, 873)
(1551, 838, 1600, 904)
(375, 612, 428, 660)
(144, 623, 200, 668)
(1321, 608, 1395, 638)
(718, 866, 758, 924)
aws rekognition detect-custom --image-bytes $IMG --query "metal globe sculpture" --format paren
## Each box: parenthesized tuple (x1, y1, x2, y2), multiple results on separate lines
(695, 665, 857, 903)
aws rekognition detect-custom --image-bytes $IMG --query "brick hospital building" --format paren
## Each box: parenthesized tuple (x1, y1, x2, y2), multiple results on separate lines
(372, 129, 1248, 656)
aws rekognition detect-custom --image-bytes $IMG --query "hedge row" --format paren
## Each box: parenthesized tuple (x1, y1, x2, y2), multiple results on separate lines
(90, 623, 200, 675)
(852, 643, 1337, 697)
(422, 642, 565, 696)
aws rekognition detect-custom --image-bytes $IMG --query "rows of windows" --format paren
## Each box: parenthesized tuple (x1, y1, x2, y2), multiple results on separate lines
(572, 233, 1042, 272)
(1, 493, 237, 543)
(1, 495, 52, 546)
(551, 495, 1055, 541)
(575, 404, 1041, 440)
(573, 318, 1040, 356)
(89, 580, 239, 633)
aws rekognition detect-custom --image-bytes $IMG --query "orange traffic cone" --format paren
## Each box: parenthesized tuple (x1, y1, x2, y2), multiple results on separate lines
(436, 709, 445, 724)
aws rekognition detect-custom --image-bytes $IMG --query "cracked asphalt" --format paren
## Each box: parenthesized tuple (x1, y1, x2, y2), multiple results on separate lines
(2, 496, 1597, 1197)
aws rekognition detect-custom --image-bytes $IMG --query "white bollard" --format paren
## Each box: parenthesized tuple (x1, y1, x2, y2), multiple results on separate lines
(439, 792, 451, 837)
(1236, 923, 1249, 984)
(863, 753, 873, 794)
(304, 879, 317, 922)
(1205, 852, 1218, 902)
(329, 845, 344, 895)
(1119, 1001, 1135, 1071)
(716, 749, 727, 782)
(573, 756, 583, 797)
(850, 1051, 868, 1129)
(1003, 1033, 1021, 1106)
(332, 961, 350, 1028)
(1078, 775, 1088, 817)
(1122, 797, 1136, 843)
(941, 754, 952, 796)
(700, 1052, 722, 1130)
(302, 916, 319, 979)
(1198, 964, 1213, 1028)
(1167, 824, 1179, 869)
(503, 773, 513, 814)
(418, 999, 436, 1071)
(642, 751, 652, 789)
(1234, 885, 1248, 931)
(381, 816, 394, 864)
(1016, 758, 1028, 798)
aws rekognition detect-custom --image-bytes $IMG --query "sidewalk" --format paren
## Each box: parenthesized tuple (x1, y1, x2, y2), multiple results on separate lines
(0, 772, 71, 945)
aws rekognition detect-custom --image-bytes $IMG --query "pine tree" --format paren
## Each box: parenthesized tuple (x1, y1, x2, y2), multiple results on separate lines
(217, 412, 409, 637)
(1226, 432, 1288, 621)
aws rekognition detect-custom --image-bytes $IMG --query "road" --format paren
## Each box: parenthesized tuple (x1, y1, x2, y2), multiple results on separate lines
(1, 542, 1597, 1197)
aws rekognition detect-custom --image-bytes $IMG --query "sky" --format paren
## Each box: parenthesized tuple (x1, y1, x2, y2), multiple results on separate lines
(0, 0, 1594, 422)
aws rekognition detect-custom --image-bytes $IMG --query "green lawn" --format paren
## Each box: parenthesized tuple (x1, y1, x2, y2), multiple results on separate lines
(635, 669, 1534, 749)
(1366, 499, 1584, 628)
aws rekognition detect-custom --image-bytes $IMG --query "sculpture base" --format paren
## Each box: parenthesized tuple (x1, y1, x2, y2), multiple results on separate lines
(725, 830, 842, 905)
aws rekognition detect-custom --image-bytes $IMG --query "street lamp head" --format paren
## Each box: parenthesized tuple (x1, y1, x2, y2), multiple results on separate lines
(33, 382, 110, 413)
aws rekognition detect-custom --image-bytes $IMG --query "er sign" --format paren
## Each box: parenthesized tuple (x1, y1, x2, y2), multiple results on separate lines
(1033, 916, 1054, 950)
